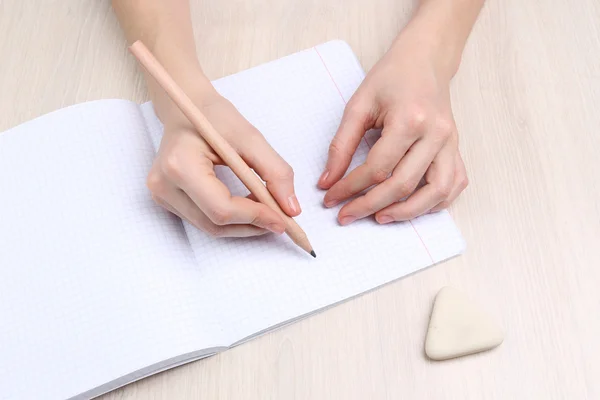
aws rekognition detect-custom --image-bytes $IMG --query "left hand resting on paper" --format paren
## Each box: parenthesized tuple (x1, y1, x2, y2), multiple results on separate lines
(318, 3, 475, 225)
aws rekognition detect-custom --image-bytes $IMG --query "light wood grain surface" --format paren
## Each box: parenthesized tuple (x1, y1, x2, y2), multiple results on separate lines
(2, 0, 599, 399)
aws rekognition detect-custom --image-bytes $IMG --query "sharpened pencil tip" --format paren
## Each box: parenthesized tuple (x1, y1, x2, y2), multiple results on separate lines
(310, 250, 316, 258)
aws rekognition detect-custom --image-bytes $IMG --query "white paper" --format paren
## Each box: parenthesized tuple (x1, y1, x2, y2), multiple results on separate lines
(142, 41, 466, 344)
(0, 40, 465, 400)
(0, 101, 223, 399)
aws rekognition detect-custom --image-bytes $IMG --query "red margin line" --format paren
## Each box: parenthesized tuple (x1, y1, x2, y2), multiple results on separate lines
(314, 46, 347, 103)
(313, 46, 435, 264)
(409, 220, 435, 264)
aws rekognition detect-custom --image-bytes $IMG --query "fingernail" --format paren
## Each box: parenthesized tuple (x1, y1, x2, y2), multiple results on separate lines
(339, 215, 356, 226)
(288, 195, 301, 214)
(377, 215, 394, 224)
(319, 169, 329, 185)
(324, 198, 339, 208)
(267, 224, 285, 234)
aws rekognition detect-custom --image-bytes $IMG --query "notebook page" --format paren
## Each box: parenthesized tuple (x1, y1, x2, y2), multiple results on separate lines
(142, 40, 466, 345)
(0, 100, 223, 400)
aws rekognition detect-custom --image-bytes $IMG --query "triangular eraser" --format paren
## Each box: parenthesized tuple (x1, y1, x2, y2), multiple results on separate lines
(425, 287, 504, 361)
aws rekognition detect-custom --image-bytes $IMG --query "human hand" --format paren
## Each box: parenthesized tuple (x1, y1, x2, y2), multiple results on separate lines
(318, 28, 468, 225)
(114, 0, 303, 237)
(148, 89, 301, 237)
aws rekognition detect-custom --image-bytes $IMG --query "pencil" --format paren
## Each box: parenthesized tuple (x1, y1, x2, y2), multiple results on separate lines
(129, 40, 316, 258)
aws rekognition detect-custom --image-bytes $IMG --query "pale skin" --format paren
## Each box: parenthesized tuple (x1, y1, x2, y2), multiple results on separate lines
(113, 0, 483, 237)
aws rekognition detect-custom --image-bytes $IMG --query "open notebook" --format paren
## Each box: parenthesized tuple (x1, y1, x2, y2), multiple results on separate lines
(0, 41, 465, 400)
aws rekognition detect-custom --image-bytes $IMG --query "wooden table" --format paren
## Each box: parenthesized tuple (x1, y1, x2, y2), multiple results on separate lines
(2, 1, 599, 398)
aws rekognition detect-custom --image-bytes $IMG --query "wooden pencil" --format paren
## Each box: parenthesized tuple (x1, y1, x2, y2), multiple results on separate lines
(128, 40, 316, 258)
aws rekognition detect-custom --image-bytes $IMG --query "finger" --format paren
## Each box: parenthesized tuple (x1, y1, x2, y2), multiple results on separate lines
(430, 152, 469, 212)
(334, 139, 431, 222)
(227, 196, 287, 233)
(323, 121, 418, 208)
(238, 129, 301, 217)
(318, 98, 372, 189)
(374, 142, 456, 223)
(152, 194, 186, 219)
(162, 155, 285, 232)
(153, 189, 270, 237)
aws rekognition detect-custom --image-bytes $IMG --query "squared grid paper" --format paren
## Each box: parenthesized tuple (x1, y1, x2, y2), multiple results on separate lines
(0, 100, 222, 400)
(0, 40, 465, 400)
(143, 40, 466, 344)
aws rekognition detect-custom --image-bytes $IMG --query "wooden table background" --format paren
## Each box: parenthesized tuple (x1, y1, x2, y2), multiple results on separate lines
(1, 0, 599, 398)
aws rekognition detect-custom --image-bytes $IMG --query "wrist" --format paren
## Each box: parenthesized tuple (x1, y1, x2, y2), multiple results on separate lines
(394, 2, 472, 81)
(148, 63, 220, 128)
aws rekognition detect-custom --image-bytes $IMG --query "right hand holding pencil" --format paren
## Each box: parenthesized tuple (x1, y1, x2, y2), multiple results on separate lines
(112, 0, 302, 239)
(148, 88, 302, 238)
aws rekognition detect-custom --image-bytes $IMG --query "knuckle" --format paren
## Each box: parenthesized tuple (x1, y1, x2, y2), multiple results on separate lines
(434, 181, 453, 198)
(146, 170, 168, 196)
(202, 223, 224, 238)
(397, 179, 418, 197)
(162, 152, 185, 180)
(249, 208, 265, 227)
(404, 209, 420, 220)
(363, 193, 380, 214)
(406, 106, 428, 131)
(437, 117, 455, 135)
(436, 201, 451, 210)
(246, 126, 262, 139)
(332, 183, 354, 201)
(329, 138, 353, 159)
(431, 118, 454, 141)
(345, 98, 369, 119)
(384, 207, 407, 221)
(274, 164, 294, 181)
(250, 214, 261, 227)
(370, 165, 391, 184)
(209, 206, 232, 225)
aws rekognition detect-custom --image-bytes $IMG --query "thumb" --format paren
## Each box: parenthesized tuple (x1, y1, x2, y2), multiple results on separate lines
(240, 131, 301, 217)
(318, 99, 371, 189)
